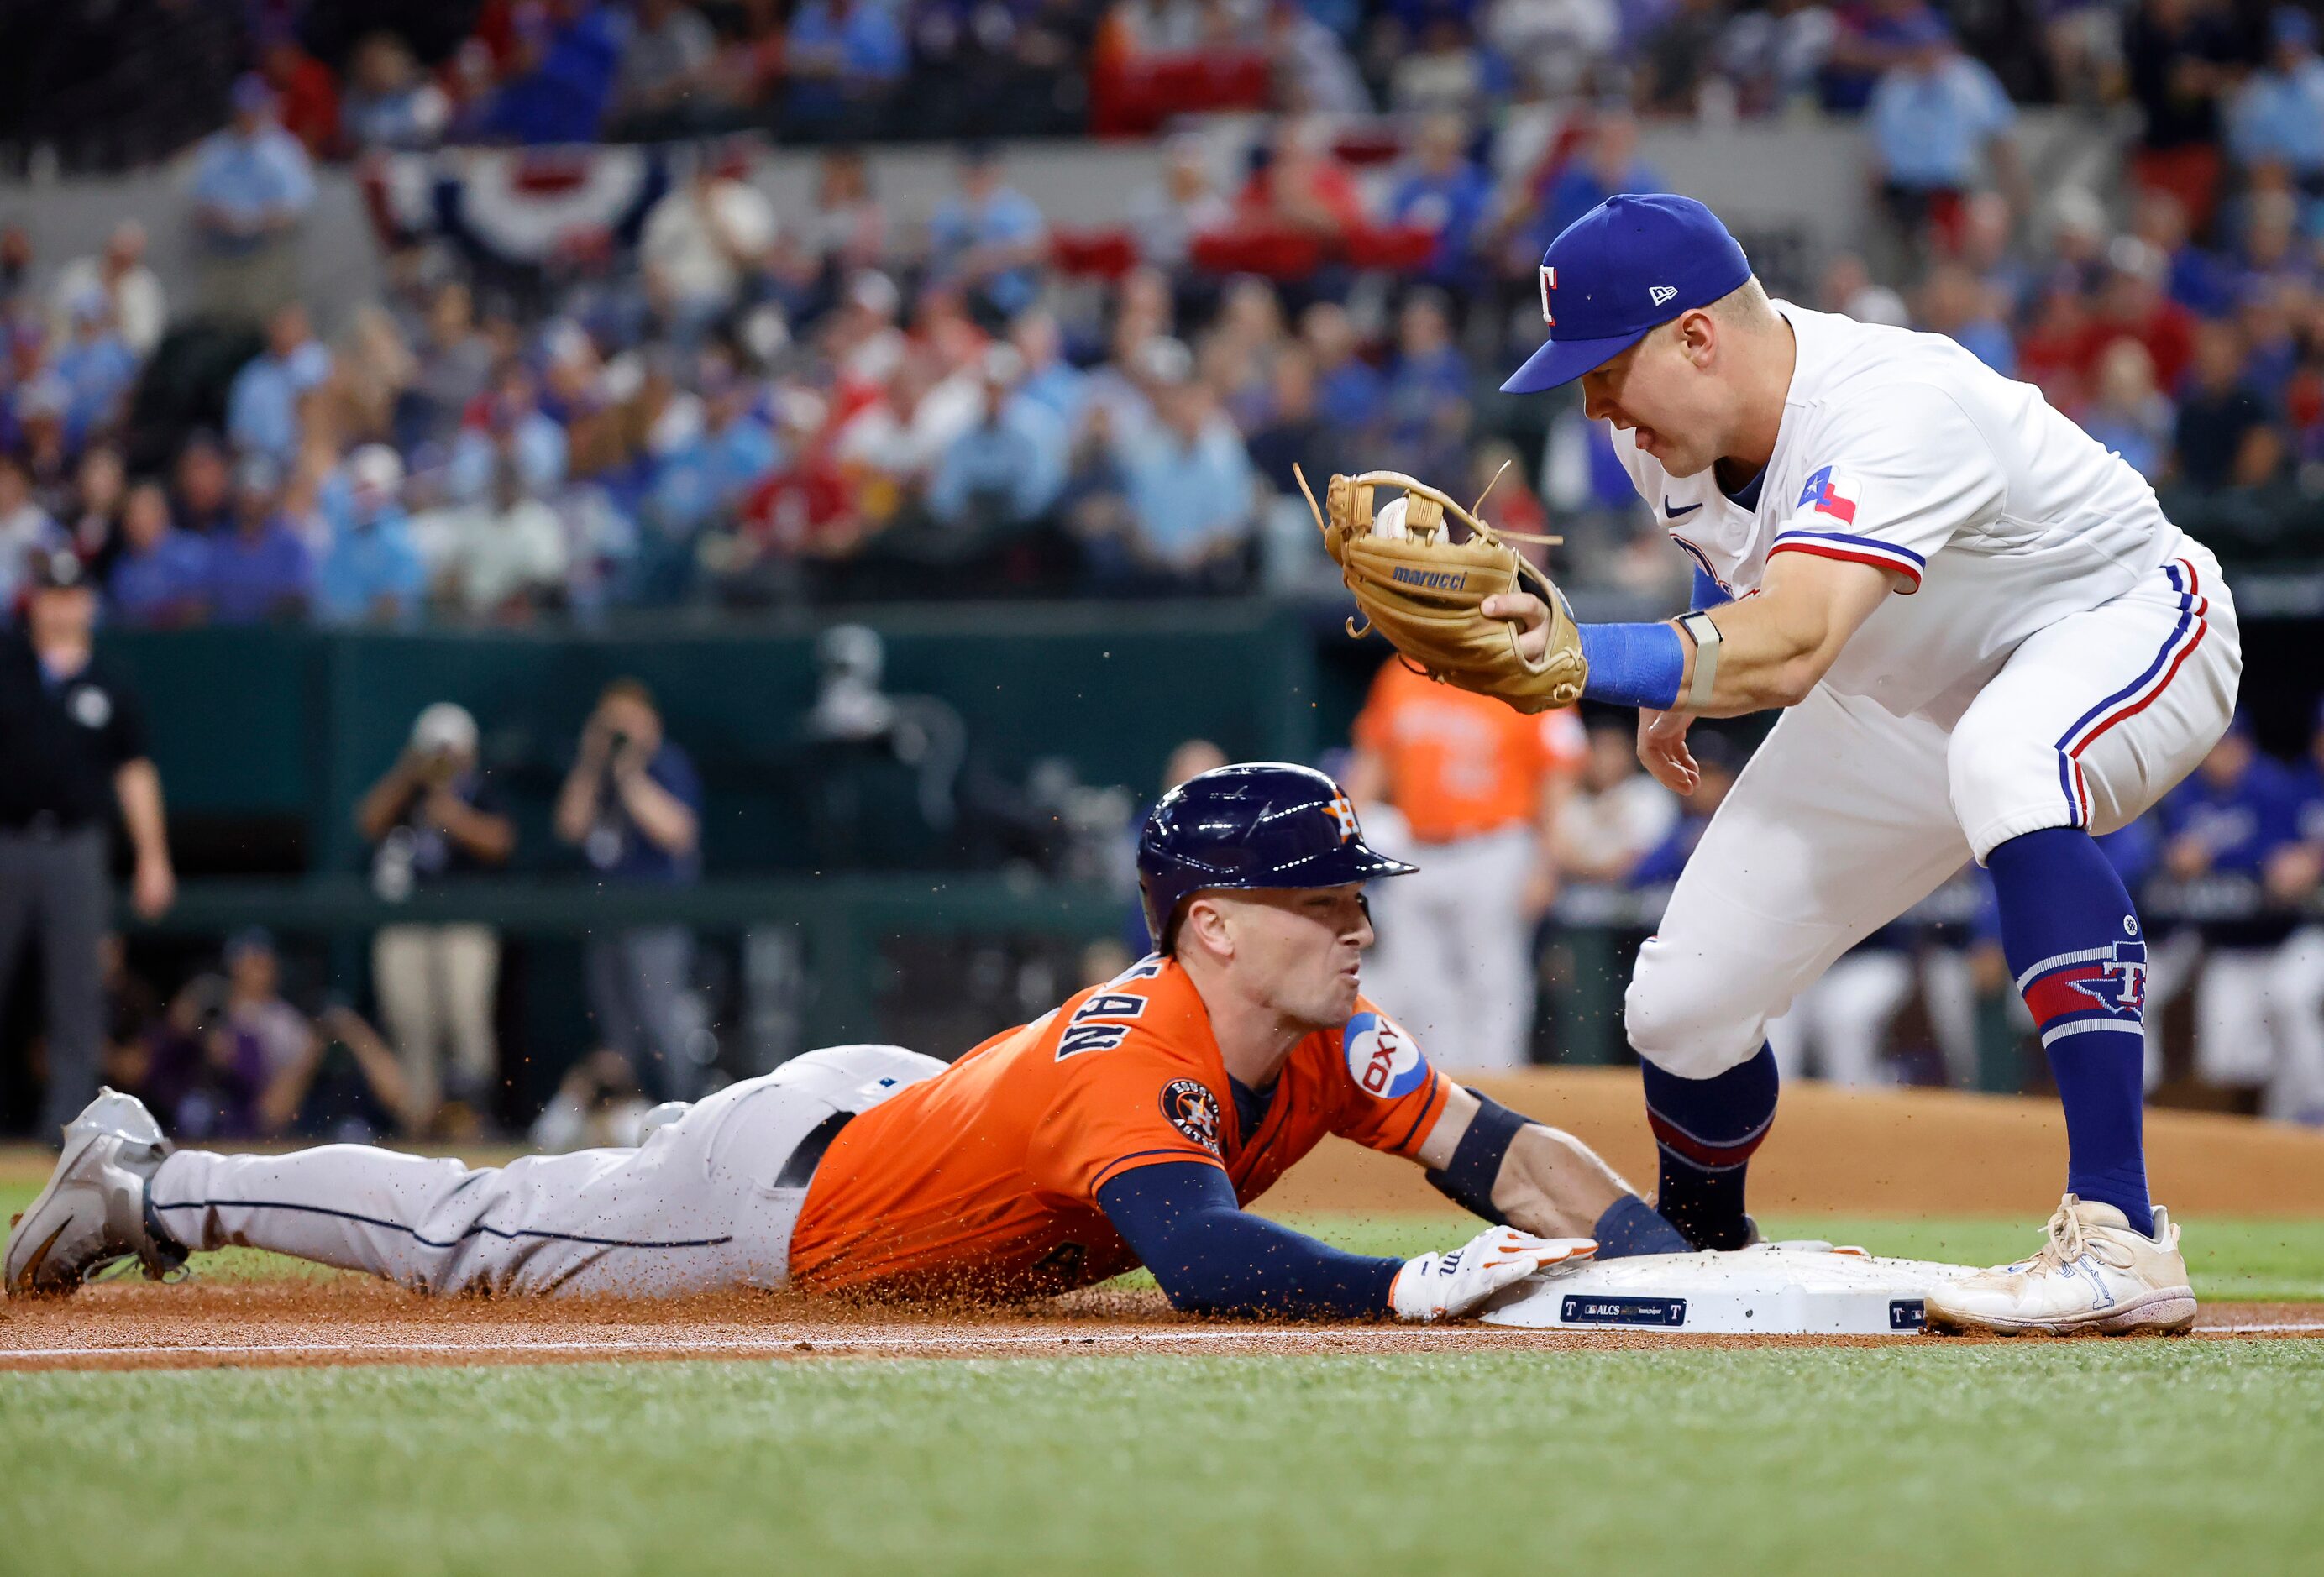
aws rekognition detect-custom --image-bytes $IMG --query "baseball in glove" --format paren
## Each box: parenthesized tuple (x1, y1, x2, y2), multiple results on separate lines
(1298, 464, 1587, 714)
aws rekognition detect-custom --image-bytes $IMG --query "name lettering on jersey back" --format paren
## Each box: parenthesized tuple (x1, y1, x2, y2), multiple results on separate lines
(1056, 988, 1152, 1060)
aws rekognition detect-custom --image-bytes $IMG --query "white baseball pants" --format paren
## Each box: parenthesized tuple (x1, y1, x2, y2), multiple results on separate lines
(1629, 546, 2241, 1080)
(1361, 819, 1539, 1069)
(1765, 948, 1917, 1086)
(149, 1045, 945, 1297)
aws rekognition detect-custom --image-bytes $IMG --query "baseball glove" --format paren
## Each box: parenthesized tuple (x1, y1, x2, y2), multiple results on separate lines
(1298, 465, 1587, 714)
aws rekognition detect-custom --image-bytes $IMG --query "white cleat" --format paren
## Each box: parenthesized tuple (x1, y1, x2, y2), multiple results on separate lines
(5, 1088, 186, 1297)
(1925, 1195, 2195, 1337)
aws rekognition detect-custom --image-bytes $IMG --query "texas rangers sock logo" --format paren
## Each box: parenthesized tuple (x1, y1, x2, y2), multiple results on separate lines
(1796, 464, 1858, 526)
(2020, 941, 2148, 1043)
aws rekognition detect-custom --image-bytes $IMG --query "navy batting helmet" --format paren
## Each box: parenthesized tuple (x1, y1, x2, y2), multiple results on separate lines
(1136, 762, 1415, 948)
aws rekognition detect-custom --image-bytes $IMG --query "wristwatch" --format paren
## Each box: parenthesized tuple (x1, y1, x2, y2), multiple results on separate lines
(1675, 610, 1722, 712)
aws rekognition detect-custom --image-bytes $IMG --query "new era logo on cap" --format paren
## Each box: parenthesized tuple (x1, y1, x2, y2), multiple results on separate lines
(1650, 285, 1677, 306)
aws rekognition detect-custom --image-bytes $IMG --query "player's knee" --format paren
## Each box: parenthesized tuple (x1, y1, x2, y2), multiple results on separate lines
(1624, 952, 1772, 1080)
(1946, 718, 2070, 851)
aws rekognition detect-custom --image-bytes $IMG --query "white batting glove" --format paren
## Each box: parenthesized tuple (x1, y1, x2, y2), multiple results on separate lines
(1388, 1226, 1597, 1322)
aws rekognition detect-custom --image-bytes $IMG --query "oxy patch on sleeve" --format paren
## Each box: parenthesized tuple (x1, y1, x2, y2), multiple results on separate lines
(1343, 1011, 1430, 1099)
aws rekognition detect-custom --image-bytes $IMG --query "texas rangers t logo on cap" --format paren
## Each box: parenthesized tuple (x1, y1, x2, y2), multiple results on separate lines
(1539, 265, 1556, 327)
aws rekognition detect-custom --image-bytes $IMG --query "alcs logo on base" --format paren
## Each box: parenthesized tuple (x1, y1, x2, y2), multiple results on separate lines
(1343, 1012, 1429, 1099)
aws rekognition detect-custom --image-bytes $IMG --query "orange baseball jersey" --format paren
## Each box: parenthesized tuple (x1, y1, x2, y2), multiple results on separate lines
(786, 956, 1453, 1301)
(1351, 658, 1587, 843)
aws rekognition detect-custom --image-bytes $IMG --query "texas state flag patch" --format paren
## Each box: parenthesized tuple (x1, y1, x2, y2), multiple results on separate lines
(1797, 464, 1858, 526)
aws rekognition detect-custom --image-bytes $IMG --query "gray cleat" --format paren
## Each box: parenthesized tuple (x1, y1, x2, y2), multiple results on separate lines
(6, 1088, 186, 1296)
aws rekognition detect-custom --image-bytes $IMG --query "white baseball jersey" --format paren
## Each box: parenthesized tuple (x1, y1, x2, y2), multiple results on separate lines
(1616, 301, 2188, 725)
(1603, 301, 2242, 1082)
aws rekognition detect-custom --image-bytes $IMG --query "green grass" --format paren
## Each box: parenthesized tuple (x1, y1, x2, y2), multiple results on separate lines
(12, 1171, 2324, 1299)
(5, 1345, 2322, 1575)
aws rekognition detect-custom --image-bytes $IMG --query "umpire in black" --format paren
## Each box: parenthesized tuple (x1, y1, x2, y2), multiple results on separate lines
(0, 548, 176, 1140)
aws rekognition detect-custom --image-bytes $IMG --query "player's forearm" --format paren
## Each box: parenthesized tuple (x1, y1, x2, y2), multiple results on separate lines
(1099, 1163, 1403, 1318)
(1422, 1087, 1629, 1238)
(1670, 598, 1833, 716)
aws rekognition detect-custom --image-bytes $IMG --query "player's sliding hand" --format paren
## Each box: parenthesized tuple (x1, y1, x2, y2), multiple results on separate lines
(1479, 592, 1551, 664)
(1388, 1226, 1596, 1322)
(1637, 708, 1700, 794)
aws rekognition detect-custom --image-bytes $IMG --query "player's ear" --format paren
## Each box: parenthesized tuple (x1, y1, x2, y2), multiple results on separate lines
(1182, 894, 1235, 962)
(1676, 310, 1717, 369)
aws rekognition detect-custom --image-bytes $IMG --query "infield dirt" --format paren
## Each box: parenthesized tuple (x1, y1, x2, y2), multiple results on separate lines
(8, 1073, 2323, 1372)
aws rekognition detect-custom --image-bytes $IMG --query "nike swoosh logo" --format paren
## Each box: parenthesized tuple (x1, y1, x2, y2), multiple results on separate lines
(1664, 499, 1702, 518)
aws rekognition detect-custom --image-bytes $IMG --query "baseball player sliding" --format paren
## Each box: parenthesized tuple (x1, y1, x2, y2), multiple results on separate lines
(1317, 194, 2241, 1334)
(10, 764, 1704, 1321)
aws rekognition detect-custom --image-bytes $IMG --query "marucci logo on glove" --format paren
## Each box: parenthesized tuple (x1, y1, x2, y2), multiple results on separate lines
(1159, 1079, 1223, 1155)
(1391, 566, 1468, 589)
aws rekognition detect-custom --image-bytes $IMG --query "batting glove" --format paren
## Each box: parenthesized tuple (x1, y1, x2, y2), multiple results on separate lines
(1388, 1226, 1596, 1322)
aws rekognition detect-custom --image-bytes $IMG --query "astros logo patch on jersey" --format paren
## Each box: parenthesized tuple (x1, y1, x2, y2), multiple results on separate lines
(1344, 1012, 1429, 1099)
(1160, 1079, 1223, 1155)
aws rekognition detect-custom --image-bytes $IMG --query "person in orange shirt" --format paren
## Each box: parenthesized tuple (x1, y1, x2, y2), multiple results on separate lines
(15, 765, 1694, 1318)
(1345, 658, 1587, 1068)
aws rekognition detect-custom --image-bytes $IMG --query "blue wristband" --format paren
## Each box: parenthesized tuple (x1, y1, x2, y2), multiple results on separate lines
(1577, 621, 1686, 710)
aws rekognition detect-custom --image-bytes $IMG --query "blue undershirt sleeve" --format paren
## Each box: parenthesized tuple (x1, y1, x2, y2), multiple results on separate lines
(1692, 565, 1733, 609)
(1097, 1161, 1404, 1318)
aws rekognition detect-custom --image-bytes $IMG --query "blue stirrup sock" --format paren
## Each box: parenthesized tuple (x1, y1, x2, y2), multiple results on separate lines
(1577, 622, 1686, 710)
(1986, 827, 2157, 1237)
(1640, 1045, 1778, 1250)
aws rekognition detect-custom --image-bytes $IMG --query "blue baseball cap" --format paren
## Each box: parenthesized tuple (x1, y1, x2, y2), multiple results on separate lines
(1501, 193, 1754, 393)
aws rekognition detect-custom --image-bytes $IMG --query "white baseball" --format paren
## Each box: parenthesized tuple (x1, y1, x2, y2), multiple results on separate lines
(1372, 496, 1410, 540)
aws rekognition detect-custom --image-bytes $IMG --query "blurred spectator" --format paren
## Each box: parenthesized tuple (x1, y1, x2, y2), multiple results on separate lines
(0, 549, 175, 1140)
(1866, 13, 2022, 245)
(1127, 134, 1232, 272)
(256, 26, 341, 157)
(140, 974, 271, 1141)
(1238, 119, 1366, 245)
(529, 1046, 654, 1150)
(1300, 300, 1384, 434)
(2226, 8, 2324, 186)
(0, 453, 64, 607)
(52, 289, 139, 448)
(204, 455, 315, 624)
(2123, 0, 2243, 231)
(783, 0, 911, 139)
(1388, 16, 1496, 114)
(641, 155, 779, 339)
(1245, 344, 1334, 495)
(928, 145, 1049, 323)
(49, 223, 165, 359)
(188, 75, 316, 325)
(1010, 308, 1088, 426)
(1111, 345, 1258, 589)
(426, 459, 572, 619)
(553, 678, 706, 1103)
(64, 445, 128, 581)
(2081, 239, 2197, 394)
(1387, 114, 1493, 291)
(2081, 337, 2175, 479)
(2160, 720, 2319, 1117)
(792, 147, 889, 290)
(1346, 656, 1585, 1067)
(449, 360, 571, 504)
(1267, 0, 1372, 113)
(228, 302, 334, 465)
(341, 31, 454, 152)
(474, 0, 629, 144)
(357, 702, 514, 1134)
(2174, 321, 2271, 490)
(1639, 0, 1730, 115)
(107, 481, 209, 628)
(928, 345, 1069, 537)
(612, 0, 721, 139)
(1381, 289, 1471, 479)
(411, 281, 498, 443)
(1915, 259, 2017, 375)
(1523, 109, 1659, 262)
(170, 435, 235, 538)
(1629, 731, 1742, 887)
(317, 444, 427, 624)
(1554, 715, 1681, 884)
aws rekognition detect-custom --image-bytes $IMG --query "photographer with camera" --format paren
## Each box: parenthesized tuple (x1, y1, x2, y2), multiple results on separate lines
(554, 677, 705, 1103)
(355, 702, 515, 1135)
